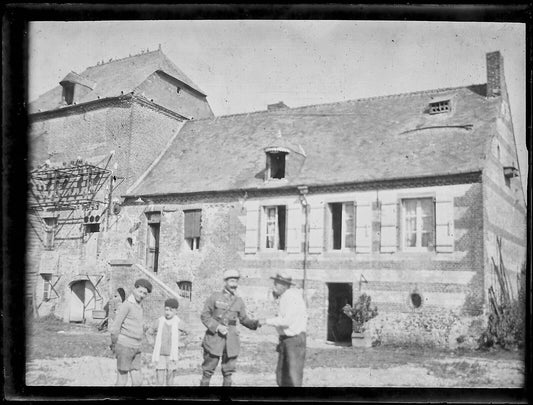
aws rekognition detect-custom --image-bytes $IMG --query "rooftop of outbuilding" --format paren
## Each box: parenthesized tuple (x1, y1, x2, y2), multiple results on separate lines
(29, 48, 206, 114)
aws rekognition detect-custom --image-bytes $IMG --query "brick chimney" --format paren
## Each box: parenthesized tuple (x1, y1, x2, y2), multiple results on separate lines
(267, 101, 289, 111)
(486, 51, 505, 98)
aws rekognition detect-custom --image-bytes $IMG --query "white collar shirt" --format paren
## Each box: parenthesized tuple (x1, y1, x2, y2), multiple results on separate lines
(266, 288, 307, 336)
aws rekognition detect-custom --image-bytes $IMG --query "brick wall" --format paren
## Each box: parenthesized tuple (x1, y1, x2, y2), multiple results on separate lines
(482, 98, 527, 302)
(135, 72, 214, 120)
(29, 99, 185, 195)
(27, 100, 186, 320)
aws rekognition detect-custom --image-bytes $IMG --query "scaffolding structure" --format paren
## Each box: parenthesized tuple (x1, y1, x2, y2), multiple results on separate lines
(27, 155, 124, 320)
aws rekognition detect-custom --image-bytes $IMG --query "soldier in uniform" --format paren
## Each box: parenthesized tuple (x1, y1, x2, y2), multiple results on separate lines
(199, 269, 261, 386)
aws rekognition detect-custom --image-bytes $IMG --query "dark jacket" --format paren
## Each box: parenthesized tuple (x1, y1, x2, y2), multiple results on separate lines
(200, 288, 259, 357)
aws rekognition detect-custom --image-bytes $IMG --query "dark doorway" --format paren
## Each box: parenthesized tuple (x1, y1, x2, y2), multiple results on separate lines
(326, 283, 353, 345)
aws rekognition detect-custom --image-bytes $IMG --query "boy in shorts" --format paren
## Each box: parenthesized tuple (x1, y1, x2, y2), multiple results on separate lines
(109, 278, 153, 386)
(147, 298, 189, 385)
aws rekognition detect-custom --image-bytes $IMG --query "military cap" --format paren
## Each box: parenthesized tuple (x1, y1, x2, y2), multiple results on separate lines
(223, 269, 241, 280)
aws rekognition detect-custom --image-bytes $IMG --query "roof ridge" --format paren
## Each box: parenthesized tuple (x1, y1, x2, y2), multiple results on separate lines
(195, 83, 485, 122)
(287, 83, 485, 111)
(85, 48, 162, 69)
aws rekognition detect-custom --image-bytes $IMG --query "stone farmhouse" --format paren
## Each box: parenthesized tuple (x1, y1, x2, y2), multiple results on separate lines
(27, 48, 526, 346)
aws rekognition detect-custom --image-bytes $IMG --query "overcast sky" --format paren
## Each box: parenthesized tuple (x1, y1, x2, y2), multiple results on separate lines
(28, 20, 527, 191)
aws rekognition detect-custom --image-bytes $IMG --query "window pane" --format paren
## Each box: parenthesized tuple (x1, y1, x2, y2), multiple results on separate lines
(420, 199, 433, 216)
(421, 232, 431, 247)
(406, 231, 417, 247)
(404, 199, 417, 216)
(421, 215, 433, 232)
(265, 207, 277, 248)
(344, 202, 354, 248)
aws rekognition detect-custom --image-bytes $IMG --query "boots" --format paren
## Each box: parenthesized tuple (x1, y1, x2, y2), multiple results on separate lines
(200, 374, 211, 386)
(222, 375, 232, 387)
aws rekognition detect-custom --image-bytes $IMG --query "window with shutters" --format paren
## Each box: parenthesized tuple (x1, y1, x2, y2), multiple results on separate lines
(264, 205, 286, 250)
(401, 198, 435, 251)
(328, 202, 355, 250)
(184, 209, 201, 250)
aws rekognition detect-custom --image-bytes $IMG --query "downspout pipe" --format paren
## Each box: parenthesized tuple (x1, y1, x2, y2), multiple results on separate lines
(297, 185, 309, 306)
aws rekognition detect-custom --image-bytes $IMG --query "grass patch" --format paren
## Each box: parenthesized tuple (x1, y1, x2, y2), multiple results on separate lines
(425, 360, 485, 382)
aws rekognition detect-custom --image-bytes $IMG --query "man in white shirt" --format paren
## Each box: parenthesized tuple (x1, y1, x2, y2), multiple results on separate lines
(260, 271, 307, 387)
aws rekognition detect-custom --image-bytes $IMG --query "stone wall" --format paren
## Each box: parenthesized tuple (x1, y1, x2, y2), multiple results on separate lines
(99, 178, 486, 342)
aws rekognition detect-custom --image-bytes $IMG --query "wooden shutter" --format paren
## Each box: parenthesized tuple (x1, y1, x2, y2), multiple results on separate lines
(355, 200, 372, 253)
(308, 201, 324, 254)
(435, 192, 454, 253)
(184, 210, 201, 238)
(380, 195, 398, 253)
(286, 202, 302, 253)
(244, 201, 260, 254)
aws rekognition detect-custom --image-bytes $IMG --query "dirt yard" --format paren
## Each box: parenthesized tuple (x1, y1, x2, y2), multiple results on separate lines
(25, 316, 525, 388)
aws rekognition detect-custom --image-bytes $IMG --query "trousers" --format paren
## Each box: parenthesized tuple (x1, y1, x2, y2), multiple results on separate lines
(201, 348, 237, 378)
(276, 332, 306, 387)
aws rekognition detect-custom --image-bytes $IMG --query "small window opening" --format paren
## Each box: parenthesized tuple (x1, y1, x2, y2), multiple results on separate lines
(177, 280, 192, 301)
(83, 214, 101, 234)
(410, 292, 422, 308)
(42, 274, 53, 301)
(267, 152, 287, 179)
(428, 100, 451, 114)
(85, 223, 100, 233)
(503, 166, 519, 188)
(43, 217, 58, 250)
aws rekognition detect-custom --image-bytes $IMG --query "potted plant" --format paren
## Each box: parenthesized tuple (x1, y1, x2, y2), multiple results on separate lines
(342, 293, 378, 347)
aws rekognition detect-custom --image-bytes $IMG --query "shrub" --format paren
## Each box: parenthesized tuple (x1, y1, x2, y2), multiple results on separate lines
(478, 262, 526, 350)
(342, 293, 378, 333)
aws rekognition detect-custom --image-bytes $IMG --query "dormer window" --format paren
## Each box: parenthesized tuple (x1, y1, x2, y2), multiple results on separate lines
(59, 71, 94, 106)
(428, 100, 451, 114)
(62, 82, 75, 105)
(266, 151, 287, 179)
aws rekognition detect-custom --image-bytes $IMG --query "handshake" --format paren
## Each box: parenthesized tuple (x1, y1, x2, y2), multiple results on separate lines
(215, 318, 269, 335)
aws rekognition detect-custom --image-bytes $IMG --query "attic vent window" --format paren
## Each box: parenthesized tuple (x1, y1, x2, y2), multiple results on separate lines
(428, 100, 451, 114)
(267, 151, 287, 179)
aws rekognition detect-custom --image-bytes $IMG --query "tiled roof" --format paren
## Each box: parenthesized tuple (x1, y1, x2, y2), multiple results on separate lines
(130, 84, 500, 196)
(29, 49, 206, 113)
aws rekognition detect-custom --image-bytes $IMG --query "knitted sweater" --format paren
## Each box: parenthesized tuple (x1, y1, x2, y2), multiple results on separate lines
(110, 295, 144, 348)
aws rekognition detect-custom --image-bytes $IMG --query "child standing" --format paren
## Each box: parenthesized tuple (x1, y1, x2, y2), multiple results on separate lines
(109, 278, 153, 386)
(147, 298, 189, 386)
